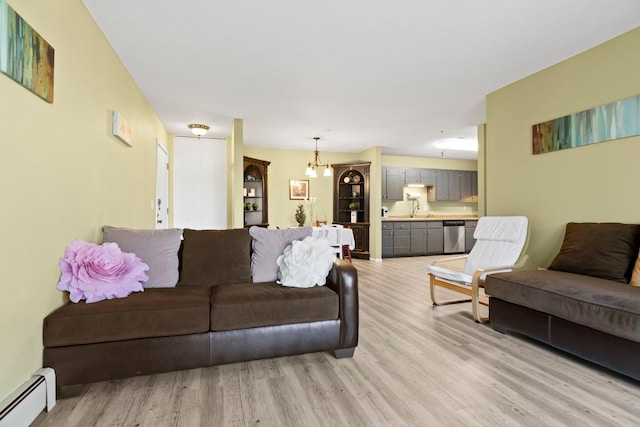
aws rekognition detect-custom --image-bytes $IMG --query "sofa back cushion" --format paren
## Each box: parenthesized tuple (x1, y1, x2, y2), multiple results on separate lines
(548, 222, 640, 283)
(178, 228, 252, 287)
(249, 226, 313, 282)
(102, 226, 182, 288)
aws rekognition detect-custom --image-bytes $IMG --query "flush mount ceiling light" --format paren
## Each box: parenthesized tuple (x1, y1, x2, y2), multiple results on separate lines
(435, 138, 478, 151)
(188, 123, 209, 138)
(304, 137, 332, 178)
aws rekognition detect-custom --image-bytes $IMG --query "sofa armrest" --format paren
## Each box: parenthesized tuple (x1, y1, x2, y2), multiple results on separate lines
(326, 259, 358, 350)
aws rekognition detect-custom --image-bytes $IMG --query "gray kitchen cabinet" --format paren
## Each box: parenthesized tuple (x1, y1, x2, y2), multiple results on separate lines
(382, 166, 404, 201)
(433, 170, 464, 201)
(420, 169, 436, 186)
(382, 222, 394, 258)
(404, 168, 421, 185)
(405, 168, 436, 186)
(393, 222, 411, 256)
(465, 220, 477, 253)
(382, 220, 446, 257)
(448, 171, 461, 201)
(471, 171, 478, 200)
(460, 171, 478, 202)
(410, 221, 427, 255)
(427, 221, 444, 254)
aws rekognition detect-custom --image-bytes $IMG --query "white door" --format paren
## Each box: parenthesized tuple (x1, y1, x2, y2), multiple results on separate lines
(156, 142, 169, 229)
(173, 137, 227, 229)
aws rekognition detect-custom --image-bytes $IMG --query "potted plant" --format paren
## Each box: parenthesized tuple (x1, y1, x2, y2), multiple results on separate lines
(295, 204, 306, 227)
(244, 202, 251, 211)
(252, 202, 259, 211)
(348, 202, 356, 210)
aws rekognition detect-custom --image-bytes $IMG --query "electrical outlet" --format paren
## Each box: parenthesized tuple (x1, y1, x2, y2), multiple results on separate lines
(423, 205, 428, 211)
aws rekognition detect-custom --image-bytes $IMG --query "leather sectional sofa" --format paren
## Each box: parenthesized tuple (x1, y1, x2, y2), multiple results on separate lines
(485, 222, 640, 380)
(43, 227, 358, 387)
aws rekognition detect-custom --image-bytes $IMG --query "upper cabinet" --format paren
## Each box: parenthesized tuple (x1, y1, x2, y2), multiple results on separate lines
(382, 166, 478, 203)
(404, 168, 436, 186)
(433, 170, 462, 201)
(243, 157, 270, 228)
(382, 166, 404, 201)
(460, 171, 478, 202)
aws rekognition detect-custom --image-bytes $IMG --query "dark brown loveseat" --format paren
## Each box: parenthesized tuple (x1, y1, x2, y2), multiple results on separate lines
(43, 227, 358, 387)
(485, 222, 640, 380)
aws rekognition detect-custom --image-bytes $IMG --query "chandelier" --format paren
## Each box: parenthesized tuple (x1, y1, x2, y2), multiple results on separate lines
(305, 137, 332, 178)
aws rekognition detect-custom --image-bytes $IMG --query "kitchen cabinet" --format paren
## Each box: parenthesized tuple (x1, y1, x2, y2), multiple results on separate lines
(460, 171, 478, 202)
(465, 220, 477, 253)
(427, 221, 444, 254)
(429, 170, 478, 202)
(393, 222, 411, 256)
(410, 222, 427, 255)
(433, 170, 461, 201)
(404, 168, 436, 186)
(381, 220, 445, 258)
(382, 222, 394, 258)
(382, 166, 404, 201)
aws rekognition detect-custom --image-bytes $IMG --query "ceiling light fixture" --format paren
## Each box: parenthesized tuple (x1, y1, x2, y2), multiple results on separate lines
(188, 123, 209, 138)
(435, 138, 478, 152)
(305, 137, 332, 178)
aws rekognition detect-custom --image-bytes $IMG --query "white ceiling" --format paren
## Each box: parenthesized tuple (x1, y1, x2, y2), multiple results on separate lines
(82, 0, 640, 160)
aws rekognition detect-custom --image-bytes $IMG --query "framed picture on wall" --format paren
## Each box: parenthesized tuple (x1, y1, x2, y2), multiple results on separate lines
(289, 180, 309, 200)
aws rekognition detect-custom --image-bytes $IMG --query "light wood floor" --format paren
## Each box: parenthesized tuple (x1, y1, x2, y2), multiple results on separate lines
(34, 256, 640, 427)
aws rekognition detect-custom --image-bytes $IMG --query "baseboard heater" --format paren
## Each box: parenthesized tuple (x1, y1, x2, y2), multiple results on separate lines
(0, 368, 56, 427)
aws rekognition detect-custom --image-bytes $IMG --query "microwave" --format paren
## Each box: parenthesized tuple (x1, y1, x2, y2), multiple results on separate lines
(381, 206, 389, 218)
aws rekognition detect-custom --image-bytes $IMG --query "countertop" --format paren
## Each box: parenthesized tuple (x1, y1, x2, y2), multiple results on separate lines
(382, 215, 478, 222)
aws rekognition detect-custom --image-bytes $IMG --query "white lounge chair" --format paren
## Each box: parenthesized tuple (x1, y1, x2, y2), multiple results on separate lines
(427, 216, 529, 322)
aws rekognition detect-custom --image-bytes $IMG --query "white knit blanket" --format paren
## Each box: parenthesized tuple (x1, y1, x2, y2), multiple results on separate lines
(277, 236, 335, 288)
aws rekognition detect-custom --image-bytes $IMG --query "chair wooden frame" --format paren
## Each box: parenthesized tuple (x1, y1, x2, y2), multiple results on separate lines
(428, 255, 528, 322)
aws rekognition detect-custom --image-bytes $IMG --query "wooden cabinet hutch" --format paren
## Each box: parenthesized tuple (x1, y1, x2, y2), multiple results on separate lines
(243, 156, 270, 228)
(332, 162, 370, 259)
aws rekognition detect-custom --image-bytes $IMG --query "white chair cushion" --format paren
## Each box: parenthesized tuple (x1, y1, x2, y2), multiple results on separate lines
(464, 216, 528, 275)
(428, 265, 473, 284)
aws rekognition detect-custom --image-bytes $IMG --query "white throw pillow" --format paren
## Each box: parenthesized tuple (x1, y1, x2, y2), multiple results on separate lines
(249, 226, 312, 282)
(277, 236, 335, 288)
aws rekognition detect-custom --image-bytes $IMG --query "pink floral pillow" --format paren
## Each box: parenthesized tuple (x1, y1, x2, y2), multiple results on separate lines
(57, 240, 149, 303)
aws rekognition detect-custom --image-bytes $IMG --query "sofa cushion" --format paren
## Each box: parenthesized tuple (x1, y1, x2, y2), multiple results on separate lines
(210, 282, 339, 331)
(249, 226, 313, 283)
(548, 222, 640, 283)
(485, 270, 640, 343)
(178, 228, 252, 287)
(43, 287, 211, 347)
(102, 226, 182, 288)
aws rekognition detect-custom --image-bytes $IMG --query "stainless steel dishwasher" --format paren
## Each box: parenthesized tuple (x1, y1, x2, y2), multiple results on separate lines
(443, 220, 466, 254)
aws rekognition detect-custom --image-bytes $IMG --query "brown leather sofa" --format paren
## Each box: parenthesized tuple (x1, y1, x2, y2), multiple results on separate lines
(43, 228, 358, 387)
(485, 222, 640, 380)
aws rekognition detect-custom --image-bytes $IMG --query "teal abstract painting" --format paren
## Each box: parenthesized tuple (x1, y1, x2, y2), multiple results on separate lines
(532, 95, 640, 154)
(0, 0, 55, 102)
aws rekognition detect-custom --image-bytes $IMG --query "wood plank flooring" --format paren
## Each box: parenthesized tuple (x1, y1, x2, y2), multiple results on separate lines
(33, 256, 640, 426)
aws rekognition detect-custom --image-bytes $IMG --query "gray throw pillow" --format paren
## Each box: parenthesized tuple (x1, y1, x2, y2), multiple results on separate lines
(102, 226, 183, 288)
(249, 226, 313, 283)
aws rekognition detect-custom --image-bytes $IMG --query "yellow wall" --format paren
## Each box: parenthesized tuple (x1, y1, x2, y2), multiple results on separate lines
(486, 27, 640, 269)
(0, 0, 169, 400)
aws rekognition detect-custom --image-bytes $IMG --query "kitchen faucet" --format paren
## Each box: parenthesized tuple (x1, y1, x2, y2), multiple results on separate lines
(411, 199, 420, 218)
